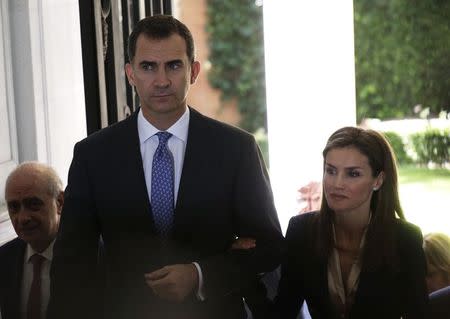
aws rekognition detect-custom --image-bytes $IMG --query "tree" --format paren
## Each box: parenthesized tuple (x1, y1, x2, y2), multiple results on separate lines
(354, 0, 450, 121)
(206, 0, 266, 132)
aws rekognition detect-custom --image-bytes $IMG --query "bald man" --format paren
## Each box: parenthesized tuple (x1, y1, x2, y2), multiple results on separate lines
(0, 162, 63, 319)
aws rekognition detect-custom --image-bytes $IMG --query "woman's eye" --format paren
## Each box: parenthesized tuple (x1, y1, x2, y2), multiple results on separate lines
(348, 170, 361, 177)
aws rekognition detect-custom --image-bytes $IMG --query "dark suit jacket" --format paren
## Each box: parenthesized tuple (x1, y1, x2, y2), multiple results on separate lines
(429, 286, 450, 319)
(0, 237, 26, 319)
(48, 107, 283, 319)
(275, 212, 428, 319)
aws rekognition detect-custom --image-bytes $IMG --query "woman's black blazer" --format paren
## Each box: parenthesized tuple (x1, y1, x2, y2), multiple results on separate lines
(275, 212, 428, 319)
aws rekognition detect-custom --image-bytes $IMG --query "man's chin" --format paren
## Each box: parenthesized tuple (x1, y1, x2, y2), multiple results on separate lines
(19, 229, 40, 241)
(143, 103, 186, 116)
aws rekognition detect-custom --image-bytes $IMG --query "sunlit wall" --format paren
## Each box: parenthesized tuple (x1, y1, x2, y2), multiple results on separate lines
(263, 1, 357, 232)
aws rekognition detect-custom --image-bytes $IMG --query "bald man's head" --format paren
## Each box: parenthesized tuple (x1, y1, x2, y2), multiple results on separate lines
(5, 162, 64, 252)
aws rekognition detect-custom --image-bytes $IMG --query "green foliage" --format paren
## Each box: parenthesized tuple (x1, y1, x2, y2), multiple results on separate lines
(354, 0, 450, 121)
(254, 128, 270, 168)
(206, 0, 266, 132)
(383, 131, 411, 165)
(398, 165, 450, 184)
(409, 128, 450, 166)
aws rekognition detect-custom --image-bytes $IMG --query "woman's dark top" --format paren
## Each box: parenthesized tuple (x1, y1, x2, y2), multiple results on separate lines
(275, 212, 428, 319)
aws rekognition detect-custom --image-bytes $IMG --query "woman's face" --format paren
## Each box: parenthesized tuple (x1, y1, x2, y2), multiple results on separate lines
(426, 262, 449, 294)
(323, 146, 383, 215)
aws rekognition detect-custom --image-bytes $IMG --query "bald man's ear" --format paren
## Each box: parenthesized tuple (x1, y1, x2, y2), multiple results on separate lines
(56, 191, 64, 215)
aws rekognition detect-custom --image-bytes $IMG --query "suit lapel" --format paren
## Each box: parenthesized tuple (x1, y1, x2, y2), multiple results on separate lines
(118, 111, 155, 231)
(175, 107, 204, 213)
(349, 267, 382, 317)
(300, 245, 335, 318)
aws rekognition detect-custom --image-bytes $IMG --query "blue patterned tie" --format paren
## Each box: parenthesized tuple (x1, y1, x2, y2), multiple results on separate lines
(151, 132, 174, 236)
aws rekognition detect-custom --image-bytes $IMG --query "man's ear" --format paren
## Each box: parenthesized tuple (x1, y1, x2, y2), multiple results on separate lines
(125, 63, 136, 86)
(56, 191, 64, 215)
(190, 61, 200, 84)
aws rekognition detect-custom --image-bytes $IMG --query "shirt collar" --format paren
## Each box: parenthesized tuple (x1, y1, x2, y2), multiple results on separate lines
(25, 240, 55, 263)
(137, 107, 190, 144)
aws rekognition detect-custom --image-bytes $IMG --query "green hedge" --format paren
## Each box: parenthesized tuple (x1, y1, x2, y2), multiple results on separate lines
(383, 131, 411, 165)
(254, 128, 269, 168)
(410, 129, 450, 166)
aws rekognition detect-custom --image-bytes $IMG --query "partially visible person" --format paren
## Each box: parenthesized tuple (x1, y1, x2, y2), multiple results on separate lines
(297, 181, 321, 214)
(423, 232, 450, 294)
(423, 233, 450, 319)
(275, 126, 428, 318)
(0, 162, 64, 319)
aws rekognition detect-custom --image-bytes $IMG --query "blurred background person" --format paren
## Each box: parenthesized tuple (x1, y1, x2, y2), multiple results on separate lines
(297, 181, 322, 214)
(423, 232, 450, 294)
(423, 232, 450, 319)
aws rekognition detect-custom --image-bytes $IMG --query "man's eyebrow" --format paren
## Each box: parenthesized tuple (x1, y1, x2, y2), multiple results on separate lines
(6, 197, 45, 210)
(166, 59, 183, 65)
(138, 60, 157, 66)
(7, 196, 43, 203)
(23, 196, 45, 203)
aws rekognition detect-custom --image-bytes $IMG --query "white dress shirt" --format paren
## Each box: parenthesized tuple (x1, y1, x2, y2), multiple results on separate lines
(20, 241, 54, 319)
(138, 108, 189, 203)
(137, 107, 205, 299)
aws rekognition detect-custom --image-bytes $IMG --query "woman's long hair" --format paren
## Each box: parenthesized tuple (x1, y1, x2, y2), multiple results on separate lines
(316, 126, 404, 270)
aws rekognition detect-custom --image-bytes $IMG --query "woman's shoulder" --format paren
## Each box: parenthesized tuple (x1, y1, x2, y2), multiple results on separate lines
(392, 219, 425, 261)
(393, 218, 423, 241)
(285, 211, 321, 245)
(288, 211, 320, 230)
(283, 212, 322, 262)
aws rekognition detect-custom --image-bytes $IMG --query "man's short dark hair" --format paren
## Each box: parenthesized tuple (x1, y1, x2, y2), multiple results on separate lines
(127, 15, 195, 63)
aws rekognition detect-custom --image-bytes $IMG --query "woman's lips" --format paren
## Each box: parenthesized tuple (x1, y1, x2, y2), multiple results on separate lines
(329, 193, 347, 201)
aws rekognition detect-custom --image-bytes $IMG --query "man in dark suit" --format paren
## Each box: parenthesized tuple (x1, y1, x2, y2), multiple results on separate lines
(48, 15, 283, 319)
(0, 162, 64, 319)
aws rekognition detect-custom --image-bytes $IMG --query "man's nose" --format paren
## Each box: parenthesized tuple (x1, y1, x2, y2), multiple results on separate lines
(154, 69, 171, 87)
(16, 209, 32, 224)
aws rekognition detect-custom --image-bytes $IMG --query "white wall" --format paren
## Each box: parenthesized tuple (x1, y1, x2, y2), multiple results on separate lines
(263, 1, 357, 232)
(8, 0, 87, 185)
(0, 1, 18, 205)
(0, 0, 87, 244)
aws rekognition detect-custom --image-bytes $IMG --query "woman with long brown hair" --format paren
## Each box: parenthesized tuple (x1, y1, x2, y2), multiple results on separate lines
(275, 126, 428, 318)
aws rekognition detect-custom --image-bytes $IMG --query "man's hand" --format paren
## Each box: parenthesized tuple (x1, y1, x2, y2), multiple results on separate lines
(144, 264, 199, 302)
(231, 237, 256, 250)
